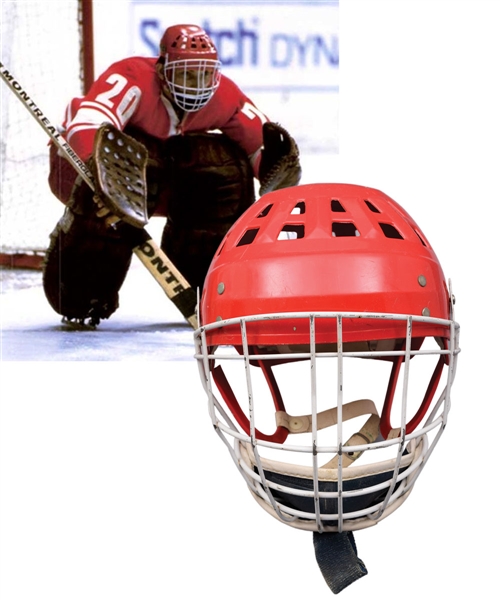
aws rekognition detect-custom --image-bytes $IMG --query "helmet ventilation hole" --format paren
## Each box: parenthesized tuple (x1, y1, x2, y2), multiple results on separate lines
(258, 204, 273, 218)
(379, 222, 404, 239)
(365, 200, 381, 213)
(331, 199, 346, 212)
(332, 222, 359, 237)
(278, 224, 305, 240)
(237, 228, 260, 247)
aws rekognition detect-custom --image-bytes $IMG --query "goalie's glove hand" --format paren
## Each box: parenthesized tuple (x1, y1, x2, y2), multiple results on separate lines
(258, 122, 301, 196)
(91, 123, 149, 228)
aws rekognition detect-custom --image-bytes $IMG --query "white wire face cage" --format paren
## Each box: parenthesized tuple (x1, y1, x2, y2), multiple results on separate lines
(194, 310, 460, 534)
(164, 58, 222, 112)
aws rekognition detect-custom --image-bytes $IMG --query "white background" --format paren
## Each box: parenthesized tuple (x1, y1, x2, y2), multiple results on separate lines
(1, 0, 499, 598)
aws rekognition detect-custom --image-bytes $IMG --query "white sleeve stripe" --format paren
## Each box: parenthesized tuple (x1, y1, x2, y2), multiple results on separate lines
(66, 123, 102, 145)
(67, 104, 121, 130)
(62, 96, 81, 121)
(80, 101, 123, 127)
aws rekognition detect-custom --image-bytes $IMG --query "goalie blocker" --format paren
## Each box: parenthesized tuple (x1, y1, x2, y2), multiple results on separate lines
(258, 122, 301, 196)
(43, 129, 257, 325)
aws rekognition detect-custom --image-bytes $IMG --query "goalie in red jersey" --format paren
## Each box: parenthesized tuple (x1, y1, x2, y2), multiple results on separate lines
(44, 23, 301, 326)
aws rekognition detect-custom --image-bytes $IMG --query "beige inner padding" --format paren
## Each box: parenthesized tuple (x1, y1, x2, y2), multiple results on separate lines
(275, 399, 382, 468)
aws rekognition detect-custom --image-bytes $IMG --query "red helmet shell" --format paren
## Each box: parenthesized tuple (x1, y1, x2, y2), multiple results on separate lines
(200, 183, 451, 347)
(159, 24, 218, 62)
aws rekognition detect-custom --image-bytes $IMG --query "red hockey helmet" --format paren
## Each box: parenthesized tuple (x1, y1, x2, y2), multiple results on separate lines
(159, 24, 221, 112)
(194, 183, 460, 533)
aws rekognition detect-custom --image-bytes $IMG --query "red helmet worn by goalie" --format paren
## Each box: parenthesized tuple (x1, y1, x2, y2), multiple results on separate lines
(194, 182, 460, 592)
(159, 24, 221, 112)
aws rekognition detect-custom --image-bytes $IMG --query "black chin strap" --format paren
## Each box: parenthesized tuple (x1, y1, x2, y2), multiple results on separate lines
(313, 531, 367, 594)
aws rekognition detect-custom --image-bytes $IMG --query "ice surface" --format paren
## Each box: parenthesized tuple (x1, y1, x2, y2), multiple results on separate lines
(0, 153, 336, 361)
(0, 259, 196, 361)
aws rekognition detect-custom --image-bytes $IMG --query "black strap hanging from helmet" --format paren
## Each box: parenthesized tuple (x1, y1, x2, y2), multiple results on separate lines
(313, 531, 367, 594)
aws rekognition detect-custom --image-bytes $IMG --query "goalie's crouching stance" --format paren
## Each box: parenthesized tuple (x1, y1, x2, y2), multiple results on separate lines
(43, 23, 301, 327)
(44, 123, 300, 326)
(44, 131, 250, 325)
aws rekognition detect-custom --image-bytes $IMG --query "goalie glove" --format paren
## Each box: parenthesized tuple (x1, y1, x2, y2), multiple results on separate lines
(258, 122, 301, 196)
(91, 124, 149, 228)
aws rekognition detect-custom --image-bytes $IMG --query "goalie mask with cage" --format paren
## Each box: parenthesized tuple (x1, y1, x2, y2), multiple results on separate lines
(194, 182, 460, 535)
(159, 24, 221, 112)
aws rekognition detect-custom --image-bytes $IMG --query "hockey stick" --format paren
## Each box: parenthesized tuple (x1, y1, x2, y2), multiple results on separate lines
(0, 61, 198, 329)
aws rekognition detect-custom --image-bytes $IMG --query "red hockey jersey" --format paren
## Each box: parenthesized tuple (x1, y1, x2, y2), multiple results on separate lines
(62, 56, 268, 174)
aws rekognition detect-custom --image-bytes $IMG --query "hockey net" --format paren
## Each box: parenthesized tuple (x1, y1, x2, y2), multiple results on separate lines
(0, 0, 94, 268)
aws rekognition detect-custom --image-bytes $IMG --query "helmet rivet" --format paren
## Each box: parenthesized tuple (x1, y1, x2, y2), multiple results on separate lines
(422, 307, 431, 317)
(418, 275, 427, 287)
(217, 282, 225, 295)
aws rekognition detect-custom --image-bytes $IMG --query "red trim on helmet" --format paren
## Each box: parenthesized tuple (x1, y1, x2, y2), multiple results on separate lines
(380, 354, 446, 439)
(212, 363, 289, 444)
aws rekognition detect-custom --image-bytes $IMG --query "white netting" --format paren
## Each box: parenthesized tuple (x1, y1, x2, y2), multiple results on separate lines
(0, 0, 85, 258)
